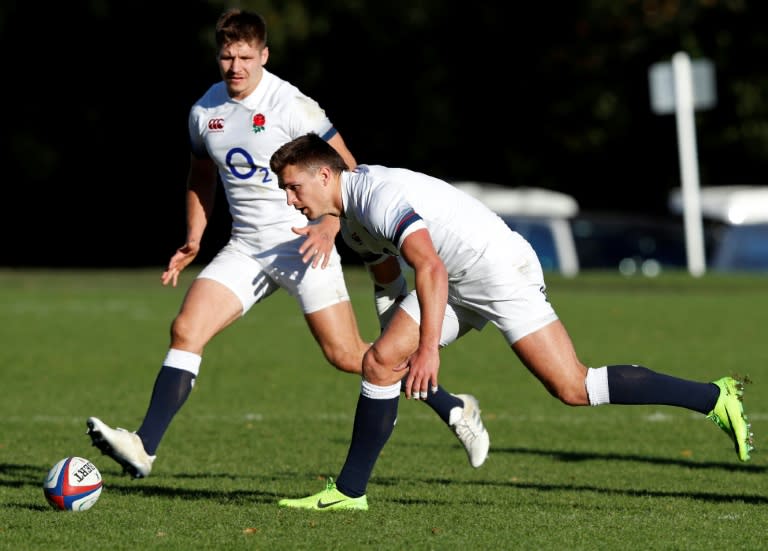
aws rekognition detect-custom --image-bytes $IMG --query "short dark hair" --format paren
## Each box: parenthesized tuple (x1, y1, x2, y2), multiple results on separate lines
(270, 133, 348, 182)
(215, 8, 267, 49)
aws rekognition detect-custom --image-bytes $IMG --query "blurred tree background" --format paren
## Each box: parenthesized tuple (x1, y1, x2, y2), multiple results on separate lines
(2, 0, 766, 266)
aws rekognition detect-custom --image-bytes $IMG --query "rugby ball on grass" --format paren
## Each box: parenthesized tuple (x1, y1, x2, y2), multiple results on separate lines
(43, 456, 102, 511)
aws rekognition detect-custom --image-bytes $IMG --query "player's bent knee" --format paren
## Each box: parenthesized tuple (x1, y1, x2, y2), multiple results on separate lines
(361, 350, 401, 386)
(169, 317, 192, 346)
(169, 315, 210, 351)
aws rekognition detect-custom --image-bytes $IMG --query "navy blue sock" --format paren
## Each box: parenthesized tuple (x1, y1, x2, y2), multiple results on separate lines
(607, 364, 719, 413)
(136, 366, 195, 455)
(400, 379, 462, 423)
(336, 394, 399, 498)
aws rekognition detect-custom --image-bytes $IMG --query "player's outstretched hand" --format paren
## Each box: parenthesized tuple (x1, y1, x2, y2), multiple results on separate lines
(292, 215, 340, 269)
(161, 241, 200, 287)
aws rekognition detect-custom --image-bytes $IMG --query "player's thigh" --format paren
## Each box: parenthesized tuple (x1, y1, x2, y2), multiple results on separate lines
(512, 319, 588, 404)
(305, 300, 363, 343)
(304, 300, 368, 370)
(272, 245, 365, 369)
(176, 278, 243, 340)
(180, 242, 280, 340)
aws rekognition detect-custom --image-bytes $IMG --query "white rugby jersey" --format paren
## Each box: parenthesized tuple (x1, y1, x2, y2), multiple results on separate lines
(189, 69, 336, 248)
(340, 165, 515, 277)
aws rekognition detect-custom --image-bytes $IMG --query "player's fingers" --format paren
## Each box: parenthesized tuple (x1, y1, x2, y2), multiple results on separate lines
(404, 375, 414, 399)
(412, 377, 427, 400)
(304, 248, 321, 266)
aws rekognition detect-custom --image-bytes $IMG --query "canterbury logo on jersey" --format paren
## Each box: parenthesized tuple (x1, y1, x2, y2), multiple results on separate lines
(208, 118, 224, 131)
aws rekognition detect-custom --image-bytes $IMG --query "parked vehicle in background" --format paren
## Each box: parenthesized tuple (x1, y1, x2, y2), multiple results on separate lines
(669, 186, 768, 272)
(450, 182, 580, 277)
(570, 212, 688, 276)
(450, 183, 768, 276)
(451, 182, 690, 277)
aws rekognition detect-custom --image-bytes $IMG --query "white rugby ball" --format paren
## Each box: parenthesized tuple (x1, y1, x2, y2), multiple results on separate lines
(43, 456, 103, 511)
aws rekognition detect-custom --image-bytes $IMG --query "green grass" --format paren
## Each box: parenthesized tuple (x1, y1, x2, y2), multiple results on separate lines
(1, 268, 767, 550)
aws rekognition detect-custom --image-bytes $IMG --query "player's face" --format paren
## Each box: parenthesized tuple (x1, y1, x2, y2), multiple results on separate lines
(279, 165, 333, 220)
(217, 40, 269, 100)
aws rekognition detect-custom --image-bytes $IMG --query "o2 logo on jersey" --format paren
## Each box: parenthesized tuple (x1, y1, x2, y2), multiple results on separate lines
(207, 118, 225, 132)
(225, 147, 271, 184)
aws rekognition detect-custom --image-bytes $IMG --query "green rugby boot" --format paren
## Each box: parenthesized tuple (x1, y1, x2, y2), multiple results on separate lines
(707, 377, 754, 462)
(278, 478, 368, 511)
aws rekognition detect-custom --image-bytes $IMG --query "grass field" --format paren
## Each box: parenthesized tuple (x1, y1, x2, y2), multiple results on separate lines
(1, 267, 766, 550)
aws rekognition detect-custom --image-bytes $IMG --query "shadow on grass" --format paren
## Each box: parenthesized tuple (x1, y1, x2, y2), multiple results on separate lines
(373, 474, 768, 506)
(372, 436, 764, 473)
(4, 452, 765, 510)
(489, 445, 765, 473)
(369, 445, 767, 505)
(0, 462, 285, 511)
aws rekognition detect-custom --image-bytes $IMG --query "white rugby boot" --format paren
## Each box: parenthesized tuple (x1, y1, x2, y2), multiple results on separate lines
(449, 394, 490, 468)
(86, 417, 155, 478)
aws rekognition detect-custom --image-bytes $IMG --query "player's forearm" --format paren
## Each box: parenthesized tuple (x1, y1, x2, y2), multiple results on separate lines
(414, 261, 448, 350)
(185, 188, 212, 244)
(185, 157, 217, 243)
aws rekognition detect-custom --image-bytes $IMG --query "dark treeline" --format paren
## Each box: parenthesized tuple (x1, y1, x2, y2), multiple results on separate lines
(3, 1, 766, 267)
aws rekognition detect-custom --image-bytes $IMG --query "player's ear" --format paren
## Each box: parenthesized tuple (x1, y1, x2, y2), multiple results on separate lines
(261, 46, 269, 65)
(319, 165, 333, 186)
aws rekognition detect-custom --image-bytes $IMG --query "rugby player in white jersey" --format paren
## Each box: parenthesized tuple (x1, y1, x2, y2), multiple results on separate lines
(269, 133, 753, 511)
(85, 8, 488, 479)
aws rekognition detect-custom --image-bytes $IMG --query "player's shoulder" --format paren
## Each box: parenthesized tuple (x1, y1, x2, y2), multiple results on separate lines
(365, 165, 415, 188)
(351, 165, 398, 190)
(350, 166, 398, 205)
(261, 70, 325, 115)
(262, 69, 302, 94)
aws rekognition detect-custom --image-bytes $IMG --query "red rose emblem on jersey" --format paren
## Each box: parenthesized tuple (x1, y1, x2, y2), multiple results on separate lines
(252, 113, 266, 134)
